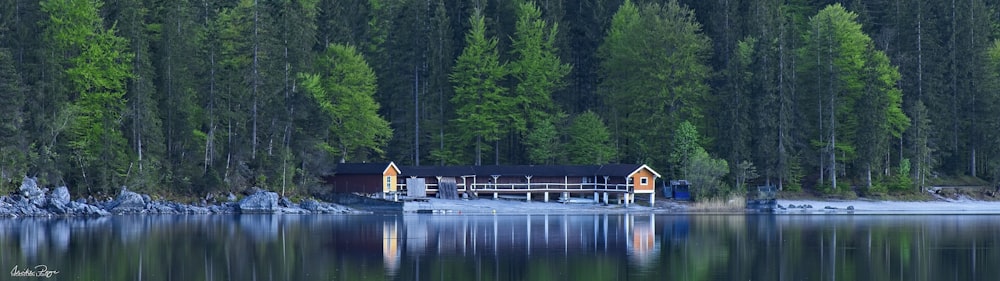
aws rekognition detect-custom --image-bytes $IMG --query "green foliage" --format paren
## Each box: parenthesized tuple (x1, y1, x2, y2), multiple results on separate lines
(599, 0, 712, 169)
(0, 48, 27, 187)
(450, 10, 509, 165)
(669, 121, 701, 178)
(564, 111, 616, 165)
(509, 1, 571, 134)
(685, 148, 730, 201)
(300, 43, 392, 163)
(888, 159, 913, 192)
(42, 0, 134, 192)
(524, 118, 560, 164)
(800, 4, 908, 189)
(733, 160, 759, 191)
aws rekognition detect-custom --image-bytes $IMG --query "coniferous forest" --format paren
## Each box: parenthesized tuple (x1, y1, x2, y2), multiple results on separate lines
(2, 0, 999, 199)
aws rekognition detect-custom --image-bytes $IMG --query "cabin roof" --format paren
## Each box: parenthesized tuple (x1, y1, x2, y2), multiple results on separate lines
(399, 165, 476, 177)
(332, 162, 400, 175)
(395, 164, 660, 178)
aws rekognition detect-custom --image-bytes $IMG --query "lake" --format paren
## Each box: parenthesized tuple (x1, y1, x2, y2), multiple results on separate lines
(1, 213, 998, 280)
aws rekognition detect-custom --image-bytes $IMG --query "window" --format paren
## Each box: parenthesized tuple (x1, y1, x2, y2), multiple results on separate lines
(386, 176, 392, 192)
(640, 177, 648, 186)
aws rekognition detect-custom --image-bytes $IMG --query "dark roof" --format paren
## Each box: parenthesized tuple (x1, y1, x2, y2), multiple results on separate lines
(399, 166, 476, 177)
(332, 163, 398, 175)
(394, 164, 653, 178)
(596, 164, 646, 177)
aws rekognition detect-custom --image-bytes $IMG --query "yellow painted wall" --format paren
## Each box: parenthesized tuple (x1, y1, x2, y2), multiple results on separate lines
(383, 166, 398, 192)
(632, 168, 656, 193)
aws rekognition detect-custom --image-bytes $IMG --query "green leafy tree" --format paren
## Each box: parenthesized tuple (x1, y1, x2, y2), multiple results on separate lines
(300, 43, 392, 163)
(107, 0, 166, 191)
(564, 111, 615, 165)
(449, 10, 508, 165)
(42, 0, 134, 192)
(685, 148, 730, 200)
(599, 0, 712, 168)
(509, 0, 571, 162)
(800, 4, 909, 190)
(669, 121, 702, 178)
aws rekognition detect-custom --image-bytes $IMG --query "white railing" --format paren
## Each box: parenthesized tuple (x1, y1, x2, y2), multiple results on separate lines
(398, 182, 632, 193)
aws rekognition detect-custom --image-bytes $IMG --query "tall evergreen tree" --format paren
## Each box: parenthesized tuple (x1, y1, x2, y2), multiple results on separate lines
(42, 0, 134, 192)
(449, 10, 509, 165)
(799, 4, 907, 189)
(107, 0, 166, 191)
(564, 111, 616, 165)
(0, 49, 27, 189)
(599, 0, 712, 171)
(509, 1, 571, 164)
(300, 44, 392, 162)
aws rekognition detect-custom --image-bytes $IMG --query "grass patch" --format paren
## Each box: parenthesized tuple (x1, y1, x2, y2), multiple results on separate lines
(690, 195, 746, 211)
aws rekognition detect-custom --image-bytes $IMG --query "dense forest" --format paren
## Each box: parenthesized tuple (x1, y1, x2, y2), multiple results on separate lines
(2, 0, 1000, 199)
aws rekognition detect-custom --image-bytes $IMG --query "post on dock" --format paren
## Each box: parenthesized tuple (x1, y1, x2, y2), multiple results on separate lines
(603, 192, 608, 204)
(649, 193, 655, 205)
(544, 192, 549, 202)
(527, 192, 532, 201)
(593, 192, 599, 203)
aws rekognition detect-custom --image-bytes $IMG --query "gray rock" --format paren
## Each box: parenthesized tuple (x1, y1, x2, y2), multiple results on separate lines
(19, 177, 47, 206)
(301, 199, 322, 211)
(847, 205, 855, 210)
(238, 191, 279, 213)
(46, 199, 69, 215)
(142, 194, 152, 204)
(67, 202, 110, 216)
(278, 197, 296, 208)
(824, 206, 837, 209)
(50, 186, 71, 205)
(787, 204, 796, 209)
(227, 192, 237, 202)
(12, 199, 47, 216)
(105, 187, 148, 214)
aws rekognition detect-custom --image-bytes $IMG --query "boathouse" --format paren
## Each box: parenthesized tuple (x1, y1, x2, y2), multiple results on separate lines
(323, 162, 401, 197)
(398, 164, 661, 205)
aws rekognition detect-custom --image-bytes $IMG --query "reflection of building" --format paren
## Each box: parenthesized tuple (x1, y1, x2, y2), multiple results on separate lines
(626, 214, 660, 266)
(383, 220, 401, 274)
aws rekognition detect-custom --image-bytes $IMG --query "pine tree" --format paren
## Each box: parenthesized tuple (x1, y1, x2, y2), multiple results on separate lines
(0, 49, 28, 189)
(449, 10, 509, 165)
(300, 44, 392, 162)
(599, 0, 711, 168)
(564, 111, 615, 165)
(42, 0, 135, 192)
(509, 1, 571, 164)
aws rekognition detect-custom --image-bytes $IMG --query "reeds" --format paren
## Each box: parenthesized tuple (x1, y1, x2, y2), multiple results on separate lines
(689, 195, 746, 211)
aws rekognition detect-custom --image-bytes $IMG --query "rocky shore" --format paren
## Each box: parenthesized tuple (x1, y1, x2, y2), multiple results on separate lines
(0, 177, 360, 217)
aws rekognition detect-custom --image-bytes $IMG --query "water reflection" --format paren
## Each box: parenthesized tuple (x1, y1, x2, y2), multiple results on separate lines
(2, 214, 1000, 280)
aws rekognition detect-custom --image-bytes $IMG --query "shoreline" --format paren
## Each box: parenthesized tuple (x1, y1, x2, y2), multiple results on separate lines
(9, 176, 1000, 216)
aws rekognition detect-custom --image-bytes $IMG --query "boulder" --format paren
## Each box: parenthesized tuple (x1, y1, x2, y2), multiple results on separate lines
(227, 193, 237, 202)
(19, 177, 47, 205)
(847, 205, 855, 210)
(67, 202, 110, 216)
(279, 197, 296, 208)
(301, 199, 322, 211)
(238, 191, 279, 213)
(50, 186, 71, 205)
(105, 187, 148, 214)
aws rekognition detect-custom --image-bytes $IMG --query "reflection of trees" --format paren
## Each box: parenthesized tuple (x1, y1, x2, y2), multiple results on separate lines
(1, 215, 999, 280)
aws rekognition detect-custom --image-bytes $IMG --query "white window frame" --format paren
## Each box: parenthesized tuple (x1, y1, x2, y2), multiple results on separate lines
(640, 177, 649, 186)
(386, 176, 392, 192)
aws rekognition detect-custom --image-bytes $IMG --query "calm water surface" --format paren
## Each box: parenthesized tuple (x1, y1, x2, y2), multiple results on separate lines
(1, 214, 998, 280)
